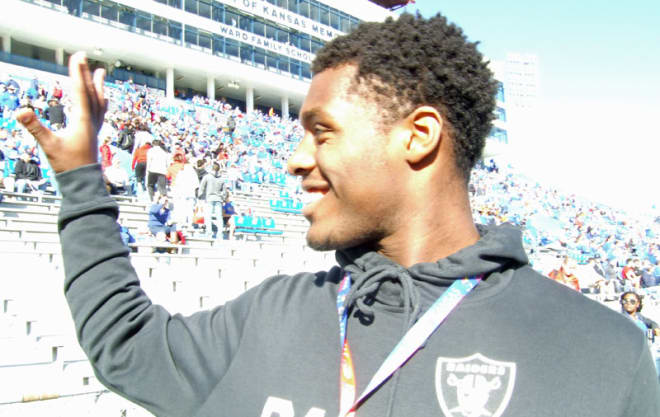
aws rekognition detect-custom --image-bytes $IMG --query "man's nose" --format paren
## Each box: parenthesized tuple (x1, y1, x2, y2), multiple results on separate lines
(287, 135, 315, 176)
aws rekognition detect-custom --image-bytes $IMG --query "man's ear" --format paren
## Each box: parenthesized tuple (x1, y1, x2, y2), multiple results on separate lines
(402, 106, 443, 165)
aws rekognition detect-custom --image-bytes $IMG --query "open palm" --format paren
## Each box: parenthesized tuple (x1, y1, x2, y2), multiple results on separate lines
(16, 52, 107, 174)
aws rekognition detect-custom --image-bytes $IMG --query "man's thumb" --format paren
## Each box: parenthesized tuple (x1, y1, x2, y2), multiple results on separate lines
(16, 108, 54, 146)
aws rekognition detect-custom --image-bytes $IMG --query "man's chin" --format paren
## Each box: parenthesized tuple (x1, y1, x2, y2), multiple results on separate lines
(305, 227, 373, 252)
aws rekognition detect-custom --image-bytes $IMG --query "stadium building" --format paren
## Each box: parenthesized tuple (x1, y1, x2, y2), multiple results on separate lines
(0, 0, 398, 118)
(0, 0, 506, 150)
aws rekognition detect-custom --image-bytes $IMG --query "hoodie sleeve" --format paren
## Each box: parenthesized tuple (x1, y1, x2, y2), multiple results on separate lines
(620, 337, 660, 416)
(56, 164, 254, 417)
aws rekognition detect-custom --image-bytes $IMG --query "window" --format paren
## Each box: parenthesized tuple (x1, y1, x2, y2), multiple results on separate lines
(254, 49, 265, 66)
(290, 59, 300, 77)
(225, 39, 239, 57)
(267, 52, 279, 71)
(136, 12, 151, 31)
(198, 0, 211, 18)
(253, 21, 265, 37)
(277, 29, 289, 44)
(199, 31, 212, 49)
(212, 4, 223, 22)
(287, 1, 297, 13)
(185, 27, 198, 44)
(82, 0, 100, 16)
(496, 82, 505, 102)
(309, 3, 319, 21)
(239, 15, 251, 31)
(349, 17, 359, 32)
(101, 3, 117, 20)
(340, 14, 350, 32)
(330, 11, 340, 30)
(299, 34, 311, 52)
(298, 0, 310, 18)
(497, 107, 507, 122)
(311, 39, 322, 54)
(225, 10, 239, 27)
(319, 6, 329, 26)
(212, 35, 224, 54)
(153, 17, 168, 36)
(240, 43, 253, 63)
(169, 21, 182, 40)
(119, 7, 135, 26)
(289, 33, 300, 49)
(279, 57, 290, 73)
(301, 62, 311, 79)
(265, 24, 277, 40)
(184, 0, 197, 14)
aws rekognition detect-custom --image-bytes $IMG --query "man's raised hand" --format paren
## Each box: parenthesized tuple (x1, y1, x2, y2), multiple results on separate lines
(16, 52, 107, 173)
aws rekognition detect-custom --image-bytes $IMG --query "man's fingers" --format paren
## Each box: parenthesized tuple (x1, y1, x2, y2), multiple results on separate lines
(69, 52, 94, 120)
(16, 108, 55, 147)
(93, 68, 107, 128)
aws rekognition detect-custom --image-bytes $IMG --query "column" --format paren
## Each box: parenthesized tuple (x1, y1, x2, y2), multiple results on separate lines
(55, 48, 64, 66)
(207, 76, 215, 102)
(2, 35, 10, 53)
(246, 87, 254, 114)
(281, 96, 289, 120)
(166, 68, 174, 100)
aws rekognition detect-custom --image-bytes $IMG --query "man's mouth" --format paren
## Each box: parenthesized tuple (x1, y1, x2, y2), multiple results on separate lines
(301, 189, 327, 216)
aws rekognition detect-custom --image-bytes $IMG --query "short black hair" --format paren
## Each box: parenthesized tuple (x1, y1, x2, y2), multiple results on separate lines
(312, 12, 497, 182)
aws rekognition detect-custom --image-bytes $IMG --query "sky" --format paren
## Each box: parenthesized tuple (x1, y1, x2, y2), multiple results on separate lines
(396, 1, 660, 214)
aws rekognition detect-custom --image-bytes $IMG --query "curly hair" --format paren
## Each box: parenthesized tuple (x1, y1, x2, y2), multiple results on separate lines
(620, 291, 643, 313)
(312, 12, 497, 182)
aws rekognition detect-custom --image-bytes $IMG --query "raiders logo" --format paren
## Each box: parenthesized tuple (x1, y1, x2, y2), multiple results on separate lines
(435, 353, 516, 417)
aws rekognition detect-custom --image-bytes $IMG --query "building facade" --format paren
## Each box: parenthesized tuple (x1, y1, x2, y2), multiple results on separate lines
(0, 0, 392, 116)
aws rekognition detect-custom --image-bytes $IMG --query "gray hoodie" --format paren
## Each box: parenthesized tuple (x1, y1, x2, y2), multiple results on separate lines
(198, 169, 226, 202)
(57, 164, 659, 417)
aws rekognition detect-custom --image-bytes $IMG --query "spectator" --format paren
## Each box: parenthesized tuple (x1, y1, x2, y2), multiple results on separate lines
(51, 80, 63, 100)
(147, 194, 179, 244)
(620, 292, 660, 338)
(548, 257, 581, 292)
(99, 136, 113, 170)
(13, 151, 47, 193)
(222, 194, 236, 240)
(103, 157, 130, 195)
(167, 149, 185, 184)
(171, 162, 199, 229)
(146, 138, 168, 201)
(131, 135, 151, 193)
(118, 119, 135, 152)
(198, 162, 226, 239)
(0, 83, 19, 116)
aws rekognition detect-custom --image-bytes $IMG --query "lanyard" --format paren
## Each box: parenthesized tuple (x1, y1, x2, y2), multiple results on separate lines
(336, 272, 482, 417)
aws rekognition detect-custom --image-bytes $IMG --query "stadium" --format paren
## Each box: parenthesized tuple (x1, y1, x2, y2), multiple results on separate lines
(0, 0, 659, 415)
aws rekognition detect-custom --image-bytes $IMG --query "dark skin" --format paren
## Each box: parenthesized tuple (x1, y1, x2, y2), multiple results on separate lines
(287, 64, 479, 266)
(19, 55, 479, 268)
(621, 294, 660, 336)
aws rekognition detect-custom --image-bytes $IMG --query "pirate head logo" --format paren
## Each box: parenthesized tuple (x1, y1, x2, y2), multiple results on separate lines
(435, 353, 516, 417)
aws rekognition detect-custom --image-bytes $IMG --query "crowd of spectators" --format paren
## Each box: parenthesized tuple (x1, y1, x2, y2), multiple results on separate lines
(1, 68, 659, 302)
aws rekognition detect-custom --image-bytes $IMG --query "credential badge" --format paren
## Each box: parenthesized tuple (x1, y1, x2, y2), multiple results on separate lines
(435, 353, 516, 417)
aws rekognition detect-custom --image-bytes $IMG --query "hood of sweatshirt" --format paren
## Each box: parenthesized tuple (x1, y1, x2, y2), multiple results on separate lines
(335, 223, 529, 322)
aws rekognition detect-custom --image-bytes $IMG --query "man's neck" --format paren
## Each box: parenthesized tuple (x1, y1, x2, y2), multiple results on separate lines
(376, 196, 479, 268)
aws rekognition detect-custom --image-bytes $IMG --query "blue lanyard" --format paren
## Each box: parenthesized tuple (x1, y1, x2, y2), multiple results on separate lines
(337, 271, 482, 415)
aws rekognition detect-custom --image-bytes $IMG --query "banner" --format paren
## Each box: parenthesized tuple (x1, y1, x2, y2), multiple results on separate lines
(219, 0, 341, 42)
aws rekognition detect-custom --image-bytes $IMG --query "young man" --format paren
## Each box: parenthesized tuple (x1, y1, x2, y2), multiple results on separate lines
(16, 13, 659, 417)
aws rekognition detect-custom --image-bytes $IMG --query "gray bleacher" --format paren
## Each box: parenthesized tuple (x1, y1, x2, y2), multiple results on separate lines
(0, 188, 333, 416)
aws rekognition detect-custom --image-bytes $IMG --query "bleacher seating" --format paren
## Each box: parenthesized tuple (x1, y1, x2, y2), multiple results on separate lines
(2, 61, 659, 415)
(0, 187, 332, 415)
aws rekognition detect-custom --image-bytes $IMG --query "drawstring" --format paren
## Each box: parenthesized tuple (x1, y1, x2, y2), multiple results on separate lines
(343, 265, 420, 417)
(344, 265, 421, 326)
